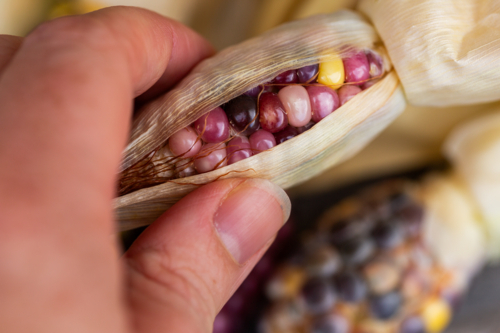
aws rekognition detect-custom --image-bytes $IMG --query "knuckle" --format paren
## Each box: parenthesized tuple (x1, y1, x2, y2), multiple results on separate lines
(25, 16, 116, 50)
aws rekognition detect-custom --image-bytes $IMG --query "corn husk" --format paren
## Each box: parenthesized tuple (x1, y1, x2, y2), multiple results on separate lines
(421, 174, 486, 290)
(358, 0, 500, 107)
(115, 10, 407, 231)
(443, 111, 500, 259)
(0, 0, 50, 35)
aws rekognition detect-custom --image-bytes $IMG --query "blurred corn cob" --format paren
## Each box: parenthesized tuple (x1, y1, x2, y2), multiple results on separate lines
(258, 180, 473, 333)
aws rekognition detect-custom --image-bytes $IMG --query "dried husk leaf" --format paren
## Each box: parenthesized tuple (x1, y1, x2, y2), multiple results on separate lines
(421, 174, 487, 290)
(121, 10, 380, 172)
(116, 72, 405, 231)
(444, 111, 500, 259)
(358, 0, 500, 106)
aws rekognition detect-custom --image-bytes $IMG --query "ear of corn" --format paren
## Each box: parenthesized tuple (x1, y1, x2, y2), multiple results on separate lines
(259, 180, 484, 333)
(116, 72, 405, 231)
(115, 10, 406, 231)
(120, 10, 382, 172)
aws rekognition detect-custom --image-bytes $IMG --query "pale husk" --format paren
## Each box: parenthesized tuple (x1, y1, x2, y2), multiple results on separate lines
(120, 10, 380, 172)
(444, 111, 500, 259)
(421, 174, 487, 291)
(358, 0, 500, 107)
(115, 72, 405, 231)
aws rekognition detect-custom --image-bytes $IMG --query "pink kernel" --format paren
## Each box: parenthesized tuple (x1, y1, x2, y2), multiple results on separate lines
(259, 92, 288, 133)
(306, 85, 339, 123)
(343, 52, 370, 83)
(366, 50, 384, 78)
(278, 85, 312, 127)
(194, 143, 227, 173)
(168, 126, 202, 157)
(249, 129, 276, 153)
(338, 85, 362, 105)
(226, 137, 252, 165)
(194, 107, 230, 143)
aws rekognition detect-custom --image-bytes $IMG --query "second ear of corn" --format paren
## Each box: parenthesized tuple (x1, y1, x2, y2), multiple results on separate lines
(259, 180, 464, 333)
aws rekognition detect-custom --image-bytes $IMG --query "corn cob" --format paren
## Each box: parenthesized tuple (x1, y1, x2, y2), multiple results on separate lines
(119, 48, 385, 195)
(257, 180, 472, 333)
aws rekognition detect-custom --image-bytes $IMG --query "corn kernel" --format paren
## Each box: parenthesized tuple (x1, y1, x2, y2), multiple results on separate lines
(421, 298, 451, 333)
(266, 266, 306, 300)
(317, 58, 345, 88)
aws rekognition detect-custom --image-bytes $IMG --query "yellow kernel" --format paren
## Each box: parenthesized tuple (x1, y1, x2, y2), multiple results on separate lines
(422, 298, 452, 333)
(317, 58, 345, 88)
(266, 266, 305, 299)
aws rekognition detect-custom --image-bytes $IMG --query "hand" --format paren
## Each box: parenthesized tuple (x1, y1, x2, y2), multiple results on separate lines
(0, 7, 290, 333)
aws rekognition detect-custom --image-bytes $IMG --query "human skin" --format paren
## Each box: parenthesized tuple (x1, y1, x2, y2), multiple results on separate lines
(0, 7, 290, 333)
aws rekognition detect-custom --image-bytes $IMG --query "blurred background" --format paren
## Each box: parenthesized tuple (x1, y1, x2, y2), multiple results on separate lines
(2, 1, 499, 332)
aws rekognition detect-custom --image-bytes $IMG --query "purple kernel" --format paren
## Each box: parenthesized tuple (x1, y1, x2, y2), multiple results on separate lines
(369, 291, 402, 320)
(400, 316, 425, 333)
(259, 92, 288, 133)
(244, 85, 263, 98)
(297, 64, 319, 83)
(226, 136, 252, 165)
(272, 70, 297, 84)
(343, 51, 370, 83)
(366, 49, 384, 78)
(262, 84, 278, 94)
(306, 85, 340, 122)
(194, 107, 230, 143)
(194, 143, 227, 173)
(360, 79, 380, 90)
(310, 314, 349, 333)
(224, 95, 260, 136)
(333, 271, 367, 303)
(338, 85, 362, 105)
(301, 277, 337, 315)
(249, 129, 276, 153)
(274, 126, 298, 144)
(213, 311, 234, 333)
(297, 121, 315, 134)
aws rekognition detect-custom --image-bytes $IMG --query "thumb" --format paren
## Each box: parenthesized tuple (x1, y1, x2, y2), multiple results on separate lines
(123, 178, 291, 333)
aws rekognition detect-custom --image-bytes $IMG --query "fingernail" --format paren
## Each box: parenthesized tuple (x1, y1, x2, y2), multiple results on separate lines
(214, 179, 291, 264)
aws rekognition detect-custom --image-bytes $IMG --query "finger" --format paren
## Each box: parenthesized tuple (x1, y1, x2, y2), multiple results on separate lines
(0, 35, 22, 74)
(124, 178, 291, 333)
(135, 21, 215, 102)
(0, 7, 212, 333)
